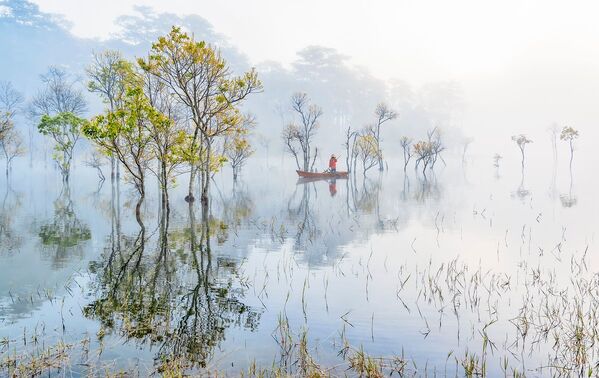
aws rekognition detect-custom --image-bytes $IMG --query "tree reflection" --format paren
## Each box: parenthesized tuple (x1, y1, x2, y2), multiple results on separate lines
(560, 166, 577, 208)
(287, 182, 319, 250)
(513, 167, 531, 202)
(414, 174, 442, 203)
(84, 203, 260, 369)
(38, 183, 91, 267)
(0, 183, 22, 255)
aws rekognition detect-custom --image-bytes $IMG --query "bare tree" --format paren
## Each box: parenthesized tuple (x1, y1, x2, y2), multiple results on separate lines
(30, 67, 87, 179)
(412, 128, 444, 175)
(343, 126, 358, 173)
(84, 150, 106, 182)
(0, 82, 25, 175)
(283, 92, 323, 171)
(87, 50, 128, 179)
(400, 136, 413, 172)
(0, 128, 25, 175)
(413, 140, 433, 174)
(30, 66, 87, 118)
(225, 136, 253, 181)
(0, 81, 23, 140)
(355, 133, 380, 176)
(511, 134, 533, 169)
(368, 102, 397, 171)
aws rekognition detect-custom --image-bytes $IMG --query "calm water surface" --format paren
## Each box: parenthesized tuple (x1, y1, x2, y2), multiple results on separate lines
(0, 150, 597, 376)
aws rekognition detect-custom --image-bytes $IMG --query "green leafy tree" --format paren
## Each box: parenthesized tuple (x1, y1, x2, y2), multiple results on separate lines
(84, 83, 166, 220)
(86, 50, 129, 178)
(38, 112, 86, 181)
(138, 26, 262, 206)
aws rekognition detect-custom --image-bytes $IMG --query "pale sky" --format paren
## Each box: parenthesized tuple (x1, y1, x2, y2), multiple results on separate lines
(29, 0, 599, 84)
(26, 0, 599, 148)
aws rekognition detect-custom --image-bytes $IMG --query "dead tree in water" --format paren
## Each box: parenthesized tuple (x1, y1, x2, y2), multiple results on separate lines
(413, 128, 445, 176)
(282, 93, 322, 172)
(400, 136, 412, 172)
(560, 126, 579, 171)
(368, 103, 397, 171)
(344, 126, 358, 173)
(511, 134, 533, 169)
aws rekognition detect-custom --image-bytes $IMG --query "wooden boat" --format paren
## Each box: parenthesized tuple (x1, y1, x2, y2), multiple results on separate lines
(296, 170, 349, 179)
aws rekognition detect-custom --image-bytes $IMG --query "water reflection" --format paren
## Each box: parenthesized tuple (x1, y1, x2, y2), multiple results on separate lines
(513, 167, 531, 201)
(560, 167, 577, 208)
(0, 183, 22, 255)
(38, 183, 91, 267)
(84, 203, 260, 368)
(287, 182, 319, 251)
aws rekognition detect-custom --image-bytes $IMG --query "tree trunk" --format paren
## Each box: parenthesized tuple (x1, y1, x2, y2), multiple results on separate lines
(200, 142, 211, 213)
(569, 140, 574, 171)
(377, 126, 384, 171)
(187, 166, 196, 202)
(135, 191, 144, 226)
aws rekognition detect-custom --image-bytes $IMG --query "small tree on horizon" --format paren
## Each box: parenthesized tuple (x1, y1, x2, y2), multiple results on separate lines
(511, 134, 533, 169)
(560, 126, 579, 170)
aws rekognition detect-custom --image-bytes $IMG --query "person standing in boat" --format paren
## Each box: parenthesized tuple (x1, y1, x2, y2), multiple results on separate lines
(328, 154, 337, 173)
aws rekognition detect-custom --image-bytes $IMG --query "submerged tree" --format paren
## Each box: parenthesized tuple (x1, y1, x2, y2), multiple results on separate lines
(84, 149, 106, 182)
(0, 81, 23, 140)
(38, 112, 86, 181)
(225, 136, 253, 181)
(368, 102, 397, 171)
(0, 81, 24, 174)
(30, 67, 87, 118)
(31, 67, 87, 178)
(355, 133, 380, 177)
(0, 128, 25, 175)
(87, 50, 129, 178)
(400, 136, 413, 172)
(343, 126, 358, 173)
(414, 128, 445, 175)
(283, 92, 323, 172)
(143, 73, 186, 209)
(84, 83, 163, 220)
(138, 26, 262, 207)
(511, 134, 533, 169)
(560, 126, 579, 170)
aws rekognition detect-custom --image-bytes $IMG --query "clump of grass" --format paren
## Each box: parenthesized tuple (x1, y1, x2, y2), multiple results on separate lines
(1, 340, 71, 377)
(347, 347, 383, 378)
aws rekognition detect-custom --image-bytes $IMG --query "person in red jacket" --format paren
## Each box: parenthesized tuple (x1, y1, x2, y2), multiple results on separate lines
(328, 154, 337, 173)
